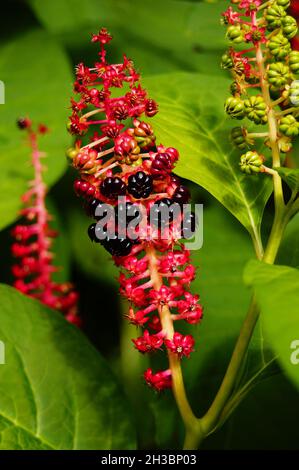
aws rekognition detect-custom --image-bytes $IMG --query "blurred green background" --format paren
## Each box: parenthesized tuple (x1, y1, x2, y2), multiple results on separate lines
(0, 0, 299, 450)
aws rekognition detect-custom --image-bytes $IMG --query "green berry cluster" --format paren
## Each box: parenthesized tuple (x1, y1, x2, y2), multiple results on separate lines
(222, 0, 299, 175)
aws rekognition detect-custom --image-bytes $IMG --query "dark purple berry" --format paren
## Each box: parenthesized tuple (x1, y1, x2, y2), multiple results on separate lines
(101, 233, 133, 257)
(17, 117, 30, 130)
(173, 185, 190, 205)
(151, 153, 173, 179)
(150, 198, 181, 228)
(100, 176, 126, 199)
(87, 222, 108, 242)
(127, 171, 153, 199)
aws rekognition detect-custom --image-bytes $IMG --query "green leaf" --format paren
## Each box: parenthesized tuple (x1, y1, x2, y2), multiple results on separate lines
(179, 203, 253, 399)
(0, 284, 135, 449)
(144, 72, 272, 241)
(244, 260, 299, 390)
(275, 167, 299, 193)
(277, 213, 299, 268)
(27, 0, 227, 75)
(0, 29, 72, 231)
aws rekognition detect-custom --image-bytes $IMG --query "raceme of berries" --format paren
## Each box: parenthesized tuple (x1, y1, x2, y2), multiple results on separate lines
(222, 0, 299, 176)
(67, 28, 202, 392)
(12, 119, 80, 326)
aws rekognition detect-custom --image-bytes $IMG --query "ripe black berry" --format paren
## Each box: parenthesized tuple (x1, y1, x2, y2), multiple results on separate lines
(181, 211, 197, 239)
(101, 233, 133, 257)
(100, 176, 126, 199)
(127, 171, 153, 199)
(150, 198, 181, 228)
(172, 185, 190, 205)
(87, 222, 108, 242)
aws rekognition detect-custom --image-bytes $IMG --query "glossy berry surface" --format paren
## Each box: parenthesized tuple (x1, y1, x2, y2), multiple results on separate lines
(127, 171, 153, 199)
(101, 233, 133, 257)
(100, 176, 126, 199)
(172, 185, 191, 205)
(150, 198, 181, 228)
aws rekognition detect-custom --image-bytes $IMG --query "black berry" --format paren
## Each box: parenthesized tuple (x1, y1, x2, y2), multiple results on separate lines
(100, 176, 126, 199)
(87, 222, 108, 242)
(127, 171, 153, 199)
(150, 198, 181, 228)
(17, 117, 30, 130)
(101, 234, 133, 257)
(173, 185, 190, 205)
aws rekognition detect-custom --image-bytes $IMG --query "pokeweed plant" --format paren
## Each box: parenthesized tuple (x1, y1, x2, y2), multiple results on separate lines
(65, 0, 299, 449)
(11, 118, 80, 325)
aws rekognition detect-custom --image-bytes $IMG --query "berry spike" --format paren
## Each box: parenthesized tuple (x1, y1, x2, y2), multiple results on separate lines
(67, 28, 202, 392)
(12, 118, 80, 326)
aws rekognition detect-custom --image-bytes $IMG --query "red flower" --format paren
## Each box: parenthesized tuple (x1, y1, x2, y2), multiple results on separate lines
(165, 332, 195, 358)
(144, 368, 172, 391)
(132, 329, 164, 353)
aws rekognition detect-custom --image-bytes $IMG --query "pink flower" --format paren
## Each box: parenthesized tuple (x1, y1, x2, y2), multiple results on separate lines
(222, 6, 240, 24)
(245, 26, 266, 44)
(165, 332, 195, 358)
(239, 0, 261, 16)
(132, 330, 165, 353)
(144, 368, 172, 391)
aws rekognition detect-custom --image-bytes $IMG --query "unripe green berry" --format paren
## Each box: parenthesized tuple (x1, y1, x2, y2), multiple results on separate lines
(231, 127, 247, 150)
(266, 5, 286, 30)
(239, 151, 264, 175)
(225, 97, 245, 119)
(276, 0, 290, 9)
(289, 51, 299, 74)
(289, 81, 299, 107)
(268, 62, 290, 90)
(279, 115, 299, 136)
(244, 96, 268, 125)
(221, 52, 233, 70)
(226, 25, 244, 44)
(268, 33, 291, 59)
(282, 16, 298, 40)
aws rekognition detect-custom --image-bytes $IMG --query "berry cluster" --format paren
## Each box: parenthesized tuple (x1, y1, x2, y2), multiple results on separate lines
(12, 118, 80, 325)
(222, 0, 299, 175)
(67, 28, 202, 391)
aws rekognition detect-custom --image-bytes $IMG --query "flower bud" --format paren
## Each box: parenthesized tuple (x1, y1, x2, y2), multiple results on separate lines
(266, 4, 286, 30)
(221, 52, 233, 70)
(226, 25, 244, 44)
(240, 151, 264, 175)
(225, 96, 245, 119)
(282, 16, 298, 40)
(268, 33, 291, 59)
(244, 95, 267, 125)
(279, 115, 299, 136)
(268, 62, 290, 90)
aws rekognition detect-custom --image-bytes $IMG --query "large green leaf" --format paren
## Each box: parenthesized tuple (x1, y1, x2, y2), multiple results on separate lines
(28, 0, 227, 75)
(244, 260, 299, 390)
(277, 213, 299, 267)
(0, 284, 135, 449)
(0, 29, 72, 231)
(144, 73, 272, 241)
